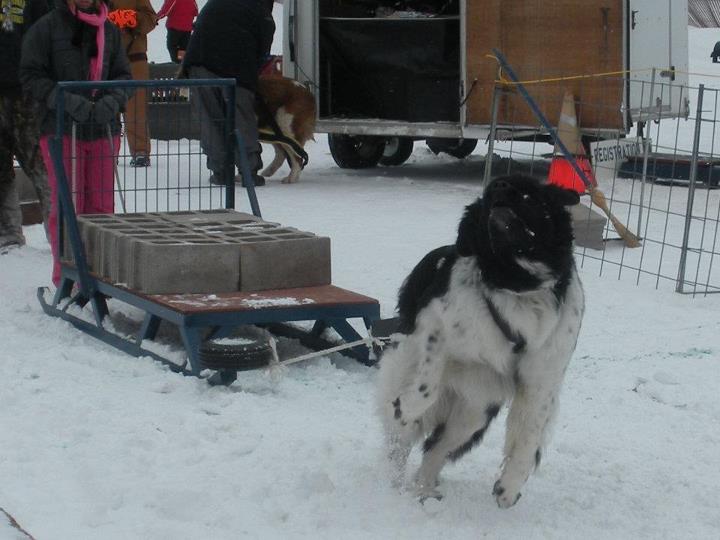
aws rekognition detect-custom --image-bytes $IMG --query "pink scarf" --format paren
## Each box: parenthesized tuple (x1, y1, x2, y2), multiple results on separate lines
(69, 1, 108, 82)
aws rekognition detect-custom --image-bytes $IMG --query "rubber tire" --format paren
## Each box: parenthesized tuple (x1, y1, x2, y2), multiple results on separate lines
(379, 137, 414, 166)
(200, 336, 273, 371)
(328, 134, 386, 169)
(426, 138, 478, 159)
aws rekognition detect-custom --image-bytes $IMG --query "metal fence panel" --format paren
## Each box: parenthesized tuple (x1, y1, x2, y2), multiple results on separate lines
(483, 73, 720, 296)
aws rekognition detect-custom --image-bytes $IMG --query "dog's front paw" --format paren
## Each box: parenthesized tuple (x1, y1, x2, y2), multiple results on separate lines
(416, 485, 443, 504)
(493, 479, 522, 509)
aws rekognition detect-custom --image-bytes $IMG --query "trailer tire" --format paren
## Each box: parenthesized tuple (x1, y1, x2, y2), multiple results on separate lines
(379, 137, 414, 166)
(328, 134, 386, 169)
(426, 138, 478, 159)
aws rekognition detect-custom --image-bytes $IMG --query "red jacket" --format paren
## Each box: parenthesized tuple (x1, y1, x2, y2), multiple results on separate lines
(157, 0, 197, 32)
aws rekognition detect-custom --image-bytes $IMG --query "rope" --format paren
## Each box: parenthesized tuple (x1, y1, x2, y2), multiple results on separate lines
(485, 54, 652, 86)
(674, 69, 720, 80)
(486, 54, 720, 86)
(266, 335, 392, 370)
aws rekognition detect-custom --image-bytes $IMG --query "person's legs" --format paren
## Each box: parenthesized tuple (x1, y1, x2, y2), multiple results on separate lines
(14, 93, 50, 227)
(166, 28, 180, 63)
(234, 86, 262, 177)
(188, 66, 228, 180)
(80, 137, 117, 214)
(176, 31, 191, 62)
(0, 95, 26, 247)
(124, 59, 151, 164)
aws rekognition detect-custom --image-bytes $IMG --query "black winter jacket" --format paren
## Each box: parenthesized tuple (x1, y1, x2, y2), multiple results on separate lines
(19, 0, 132, 140)
(0, 0, 49, 95)
(182, 0, 275, 92)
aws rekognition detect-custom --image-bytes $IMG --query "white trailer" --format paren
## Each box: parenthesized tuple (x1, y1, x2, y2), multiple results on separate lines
(282, 0, 688, 167)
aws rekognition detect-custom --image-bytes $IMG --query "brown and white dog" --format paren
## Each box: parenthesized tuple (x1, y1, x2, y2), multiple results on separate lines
(256, 76, 316, 184)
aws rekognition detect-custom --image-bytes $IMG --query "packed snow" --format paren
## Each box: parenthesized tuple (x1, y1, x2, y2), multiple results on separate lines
(1, 11, 719, 540)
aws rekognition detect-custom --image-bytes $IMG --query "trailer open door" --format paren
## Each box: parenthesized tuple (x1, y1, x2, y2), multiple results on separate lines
(627, 0, 689, 121)
(283, 0, 318, 91)
(463, 0, 625, 136)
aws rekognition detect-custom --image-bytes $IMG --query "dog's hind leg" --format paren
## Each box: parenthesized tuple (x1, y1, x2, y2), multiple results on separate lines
(494, 356, 567, 509)
(261, 144, 286, 178)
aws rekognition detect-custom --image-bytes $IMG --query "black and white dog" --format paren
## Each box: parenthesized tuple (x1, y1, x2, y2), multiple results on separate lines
(377, 174, 584, 507)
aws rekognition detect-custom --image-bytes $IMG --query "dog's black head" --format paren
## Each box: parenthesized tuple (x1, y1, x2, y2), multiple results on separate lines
(456, 174, 579, 294)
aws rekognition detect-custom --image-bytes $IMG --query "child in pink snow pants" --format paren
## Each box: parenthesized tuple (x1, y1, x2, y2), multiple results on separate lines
(19, 0, 132, 286)
(39, 134, 119, 285)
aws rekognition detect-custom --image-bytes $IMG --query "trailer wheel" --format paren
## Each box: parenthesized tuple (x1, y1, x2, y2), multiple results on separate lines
(379, 137, 414, 166)
(328, 134, 386, 169)
(426, 138, 478, 159)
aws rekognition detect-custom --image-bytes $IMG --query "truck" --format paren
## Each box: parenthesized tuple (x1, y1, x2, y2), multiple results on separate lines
(282, 0, 689, 168)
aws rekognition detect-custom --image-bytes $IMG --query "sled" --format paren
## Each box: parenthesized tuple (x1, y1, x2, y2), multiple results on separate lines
(38, 276, 379, 385)
(38, 80, 380, 384)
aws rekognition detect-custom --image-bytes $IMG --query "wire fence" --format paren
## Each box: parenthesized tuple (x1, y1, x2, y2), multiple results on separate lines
(120, 73, 233, 215)
(57, 73, 242, 221)
(482, 73, 720, 297)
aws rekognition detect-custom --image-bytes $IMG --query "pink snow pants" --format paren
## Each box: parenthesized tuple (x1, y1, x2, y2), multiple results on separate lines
(39, 134, 119, 286)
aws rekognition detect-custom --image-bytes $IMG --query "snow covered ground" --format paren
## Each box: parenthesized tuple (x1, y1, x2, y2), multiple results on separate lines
(1, 16, 720, 540)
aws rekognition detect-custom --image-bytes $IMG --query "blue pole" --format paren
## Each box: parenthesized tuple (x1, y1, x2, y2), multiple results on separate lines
(223, 85, 236, 209)
(491, 49, 593, 189)
(236, 129, 262, 218)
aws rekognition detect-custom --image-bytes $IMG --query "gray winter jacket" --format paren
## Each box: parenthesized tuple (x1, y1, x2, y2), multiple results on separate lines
(19, 0, 133, 140)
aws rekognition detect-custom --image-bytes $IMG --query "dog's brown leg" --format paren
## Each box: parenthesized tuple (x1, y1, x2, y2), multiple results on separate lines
(261, 144, 286, 179)
(283, 147, 302, 184)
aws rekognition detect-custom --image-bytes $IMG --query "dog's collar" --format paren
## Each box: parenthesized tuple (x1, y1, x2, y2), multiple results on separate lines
(484, 294, 527, 354)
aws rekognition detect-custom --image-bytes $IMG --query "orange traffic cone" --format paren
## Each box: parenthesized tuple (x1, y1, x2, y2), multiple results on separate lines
(548, 91, 641, 248)
(547, 91, 596, 193)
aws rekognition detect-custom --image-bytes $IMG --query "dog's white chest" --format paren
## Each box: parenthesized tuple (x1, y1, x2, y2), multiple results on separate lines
(417, 259, 568, 377)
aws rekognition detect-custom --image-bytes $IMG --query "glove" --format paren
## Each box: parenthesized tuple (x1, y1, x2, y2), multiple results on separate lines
(92, 95, 120, 124)
(64, 93, 94, 123)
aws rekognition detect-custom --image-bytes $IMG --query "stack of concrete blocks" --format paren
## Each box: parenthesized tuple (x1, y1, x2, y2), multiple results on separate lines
(62, 209, 331, 294)
(570, 203, 608, 251)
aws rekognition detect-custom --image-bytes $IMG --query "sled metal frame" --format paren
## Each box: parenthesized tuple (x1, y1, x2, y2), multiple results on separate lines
(38, 80, 380, 384)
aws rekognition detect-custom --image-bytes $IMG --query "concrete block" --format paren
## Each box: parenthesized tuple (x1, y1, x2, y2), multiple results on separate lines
(159, 209, 261, 227)
(235, 233, 332, 292)
(571, 203, 608, 251)
(181, 219, 277, 237)
(84, 217, 131, 273)
(114, 232, 165, 285)
(116, 213, 163, 224)
(98, 224, 142, 279)
(106, 230, 168, 283)
(126, 237, 241, 294)
(63, 215, 125, 270)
